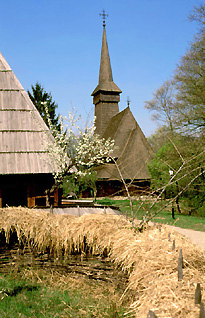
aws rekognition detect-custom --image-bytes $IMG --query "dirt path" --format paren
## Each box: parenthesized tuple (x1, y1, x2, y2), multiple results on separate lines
(168, 226, 205, 251)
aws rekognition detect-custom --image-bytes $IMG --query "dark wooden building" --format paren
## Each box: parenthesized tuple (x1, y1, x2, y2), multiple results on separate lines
(91, 23, 153, 196)
(0, 52, 59, 207)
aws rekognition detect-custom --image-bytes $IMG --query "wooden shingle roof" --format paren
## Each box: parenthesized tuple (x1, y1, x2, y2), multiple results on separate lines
(0, 52, 54, 175)
(96, 107, 153, 181)
(91, 26, 121, 96)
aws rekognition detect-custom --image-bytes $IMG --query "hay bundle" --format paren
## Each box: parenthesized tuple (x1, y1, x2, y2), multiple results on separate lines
(0, 207, 131, 257)
(125, 227, 205, 317)
(0, 207, 204, 317)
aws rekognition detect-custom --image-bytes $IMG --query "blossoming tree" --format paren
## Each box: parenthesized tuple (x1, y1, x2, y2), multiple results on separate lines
(43, 106, 115, 197)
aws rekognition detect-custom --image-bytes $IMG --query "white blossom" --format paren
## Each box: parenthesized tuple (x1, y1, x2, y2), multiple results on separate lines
(43, 106, 115, 186)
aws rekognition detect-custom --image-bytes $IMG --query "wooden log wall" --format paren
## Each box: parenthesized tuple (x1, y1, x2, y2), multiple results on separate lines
(0, 188, 2, 208)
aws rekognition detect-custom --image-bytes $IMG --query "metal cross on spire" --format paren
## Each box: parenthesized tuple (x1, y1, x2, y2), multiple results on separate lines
(99, 9, 108, 27)
(127, 96, 130, 108)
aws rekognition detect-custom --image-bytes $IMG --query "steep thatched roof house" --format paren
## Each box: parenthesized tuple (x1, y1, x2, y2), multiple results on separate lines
(0, 52, 59, 207)
(91, 23, 153, 196)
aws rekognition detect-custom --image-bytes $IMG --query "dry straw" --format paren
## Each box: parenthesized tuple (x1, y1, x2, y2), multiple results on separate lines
(0, 207, 204, 317)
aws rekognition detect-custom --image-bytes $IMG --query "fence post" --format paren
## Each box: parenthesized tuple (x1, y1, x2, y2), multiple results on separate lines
(200, 303, 205, 318)
(147, 310, 158, 318)
(178, 249, 183, 281)
(78, 205, 80, 217)
(168, 233, 171, 241)
(172, 239, 175, 250)
(195, 283, 202, 305)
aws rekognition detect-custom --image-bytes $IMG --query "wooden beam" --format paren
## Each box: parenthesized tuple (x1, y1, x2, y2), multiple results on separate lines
(0, 188, 2, 208)
(54, 188, 59, 207)
(27, 184, 35, 207)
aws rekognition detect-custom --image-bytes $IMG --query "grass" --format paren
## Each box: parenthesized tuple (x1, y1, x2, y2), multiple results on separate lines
(0, 275, 72, 318)
(97, 198, 205, 231)
(0, 271, 133, 318)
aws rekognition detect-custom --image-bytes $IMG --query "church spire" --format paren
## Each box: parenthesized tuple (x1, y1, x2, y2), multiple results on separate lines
(91, 11, 122, 137)
(92, 11, 122, 96)
(98, 25, 113, 84)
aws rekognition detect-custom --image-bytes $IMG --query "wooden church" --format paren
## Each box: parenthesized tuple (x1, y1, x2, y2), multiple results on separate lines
(0, 15, 153, 204)
(0, 53, 59, 207)
(92, 19, 153, 196)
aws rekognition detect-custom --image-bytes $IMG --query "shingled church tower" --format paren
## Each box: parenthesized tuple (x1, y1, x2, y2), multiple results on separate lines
(91, 13, 121, 137)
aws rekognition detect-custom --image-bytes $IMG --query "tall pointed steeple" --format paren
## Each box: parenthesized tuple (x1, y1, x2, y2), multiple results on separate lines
(92, 14, 122, 137)
(99, 26, 113, 84)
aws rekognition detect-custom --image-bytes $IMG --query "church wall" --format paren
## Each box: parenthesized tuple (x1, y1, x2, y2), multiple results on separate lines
(95, 180, 151, 197)
(95, 102, 119, 137)
(81, 180, 151, 198)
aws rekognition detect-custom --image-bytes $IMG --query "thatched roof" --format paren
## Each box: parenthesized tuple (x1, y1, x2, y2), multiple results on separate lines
(0, 52, 54, 175)
(96, 107, 153, 180)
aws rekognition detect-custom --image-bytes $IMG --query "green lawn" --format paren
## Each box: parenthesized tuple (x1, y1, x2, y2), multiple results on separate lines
(0, 272, 134, 318)
(97, 198, 205, 232)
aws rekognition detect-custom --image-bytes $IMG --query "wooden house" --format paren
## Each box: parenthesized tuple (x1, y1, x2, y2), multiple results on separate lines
(91, 24, 153, 196)
(0, 53, 59, 207)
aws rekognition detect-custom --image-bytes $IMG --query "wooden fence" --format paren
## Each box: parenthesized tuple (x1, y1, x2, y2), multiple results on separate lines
(146, 232, 204, 318)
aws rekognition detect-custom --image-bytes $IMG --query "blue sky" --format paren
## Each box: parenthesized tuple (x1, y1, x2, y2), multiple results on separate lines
(0, 0, 200, 137)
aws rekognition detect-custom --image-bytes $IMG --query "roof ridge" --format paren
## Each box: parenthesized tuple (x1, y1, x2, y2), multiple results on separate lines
(112, 108, 129, 141)
(111, 107, 133, 141)
(117, 129, 133, 160)
(0, 52, 12, 71)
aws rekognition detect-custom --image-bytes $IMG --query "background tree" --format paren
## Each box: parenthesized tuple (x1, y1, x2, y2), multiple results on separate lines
(62, 170, 97, 200)
(144, 4, 205, 219)
(145, 5, 205, 135)
(147, 125, 172, 152)
(28, 82, 60, 130)
(174, 4, 205, 134)
(144, 80, 176, 135)
(148, 135, 204, 216)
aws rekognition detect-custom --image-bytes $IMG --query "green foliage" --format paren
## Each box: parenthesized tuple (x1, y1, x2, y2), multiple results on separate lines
(174, 4, 205, 133)
(148, 125, 172, 152)
(174, 33, 205, 133)
(147, 135, 205, 215)
(145, 5, 205, 135)
(78, 170, 97, 197)
(182, 171, 205, 217)
(62, 170, 97, 198)
(62, 174, 79, 197)
(28, 82, 60, 131)
(148, 142, 172, 197)
(198, 202, 205, 218)
(189, 4, 205, 28)
(145, 5, 205, 219)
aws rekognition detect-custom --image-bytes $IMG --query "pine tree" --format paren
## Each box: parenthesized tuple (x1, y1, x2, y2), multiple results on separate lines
(28, 82, 60, 130)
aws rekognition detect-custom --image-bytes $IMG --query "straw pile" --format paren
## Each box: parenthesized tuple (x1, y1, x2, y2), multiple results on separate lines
(0, 207, 204, 317)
